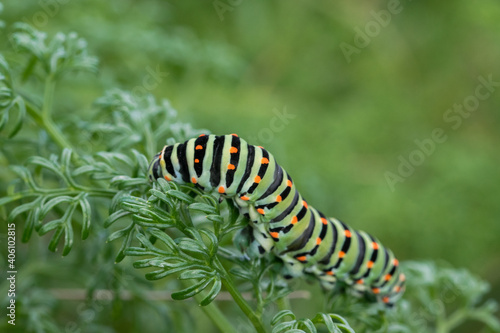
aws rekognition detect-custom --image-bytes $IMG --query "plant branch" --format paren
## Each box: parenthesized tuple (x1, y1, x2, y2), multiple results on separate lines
(436, 308, 470, 333)
(192, 289, 238, 333)
(215, 258, 266, 333)
(42, 74, 55, 118)
(275, 296, 291, 312)
(143, 121, 156, 160)
(24, 100, 75, 152)
(254, 280, 265, 318)
(0, 188, 116, 205)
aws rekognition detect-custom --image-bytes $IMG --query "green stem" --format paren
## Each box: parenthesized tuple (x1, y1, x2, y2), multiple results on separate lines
(275, 296, 291, 312)
(143, 121, 156, 160)
(214, 258, 266, 333)
(43, 115, 75, 151)
(173, 223, 263, 331)
(436, 312, 450, 333)
(192, 293, 237, 333)
(0, 188, 116, 205)
(436, 308, 468, 333)
(254, 281, 264, 318)
(222, 277, 266, 333)
(177, 279, 236, 333)
(42, 74, 56, 118)
(25, 101, 75, 152)
(436, 318, 448, 333)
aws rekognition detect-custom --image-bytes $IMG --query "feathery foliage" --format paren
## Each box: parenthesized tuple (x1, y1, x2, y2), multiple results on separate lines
(0, 10, 499, 333)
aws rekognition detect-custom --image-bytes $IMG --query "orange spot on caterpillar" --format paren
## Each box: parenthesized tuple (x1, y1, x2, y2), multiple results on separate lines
(372, 288, 380, 294)
(229, 147, 238, 153)
(227, 164, 235, 170)
(372, 242, 379, 250)
(231, 133, 238, 137)
(261, 157, 269, 164)
(316, 237, 321, 245)
(296, 256, 307, 262)
(191, 177, 197, 184)
(393, 259, 399, 266)
(291, 216, 298, 224)
(382, 296, 390, 303)
(240, 195, 250, 201)
(385, 274, 392, 281)
(199, 134, 206, 137)
(258, 146, 264, 148)
(321, 217, 327, 225)
(326, 271, 335, 276)
(400, 274, 406, 281)
(356, 279, 364, 284)
(339, 251, 345, 258)
(164, 175, 171, 181)
(394, 286, 402, 293)
(344, 230, 352, 238)
(287, 180, 292, 187)
(194, 159, 200, 163)
(276, 195, 282, 202)
(257, 208, 265, 215)
(218, 186, 225, 194)
(302, 200, 308, 209)
(254, 176, 261, 183)
(195, 145, 203, 150)
(367, 261, 374, 269)
(270, 232, 279, 239)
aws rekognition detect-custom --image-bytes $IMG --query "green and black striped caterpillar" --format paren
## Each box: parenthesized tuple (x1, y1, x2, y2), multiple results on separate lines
(148, 134, 406, 306)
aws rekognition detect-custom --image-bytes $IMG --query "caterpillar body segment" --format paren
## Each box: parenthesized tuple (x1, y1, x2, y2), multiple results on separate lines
(148, 134, 406, 306)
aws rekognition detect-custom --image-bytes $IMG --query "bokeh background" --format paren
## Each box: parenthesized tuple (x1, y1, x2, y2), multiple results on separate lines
(1, 0, 500, 332)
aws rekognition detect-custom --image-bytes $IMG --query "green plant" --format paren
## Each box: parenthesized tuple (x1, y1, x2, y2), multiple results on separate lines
(1, 19, 499, 333)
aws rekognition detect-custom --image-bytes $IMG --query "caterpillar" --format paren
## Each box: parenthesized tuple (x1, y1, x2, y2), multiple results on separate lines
(148, 134, 406, 306)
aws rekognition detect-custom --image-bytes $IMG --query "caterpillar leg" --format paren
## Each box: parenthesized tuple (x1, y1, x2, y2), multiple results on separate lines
(312, 268, 338, 290)
(278, 257, 309, 280)
(249, 222, 274, 257)
(319, 279, 337, 290)
(233, 224, 274, 259)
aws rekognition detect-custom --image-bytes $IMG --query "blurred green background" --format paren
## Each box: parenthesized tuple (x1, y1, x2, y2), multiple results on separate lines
(1, 0, 499, 331)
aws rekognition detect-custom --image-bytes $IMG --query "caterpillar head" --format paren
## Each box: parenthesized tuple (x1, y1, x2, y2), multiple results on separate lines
(147, 151, 162, 182)
(147, 145, 174, 182)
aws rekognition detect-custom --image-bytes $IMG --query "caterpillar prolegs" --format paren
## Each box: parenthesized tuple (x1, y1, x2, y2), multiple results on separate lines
(148, 134, 406, 306)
